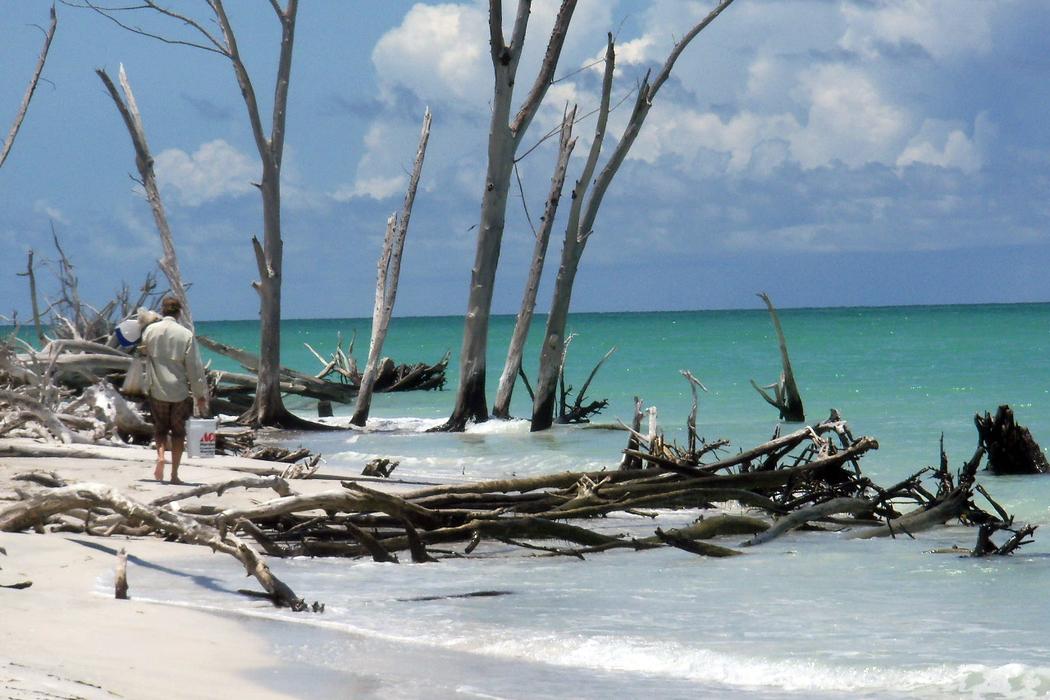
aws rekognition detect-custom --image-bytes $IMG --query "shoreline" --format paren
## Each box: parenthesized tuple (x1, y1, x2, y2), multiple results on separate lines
(0, 442, 364, 700)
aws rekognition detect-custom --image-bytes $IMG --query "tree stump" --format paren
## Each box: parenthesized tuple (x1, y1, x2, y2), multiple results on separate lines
(975, 405, 1050, 475)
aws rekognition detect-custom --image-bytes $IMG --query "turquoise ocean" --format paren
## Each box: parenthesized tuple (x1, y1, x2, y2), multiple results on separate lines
(114, 305, 1050, 698)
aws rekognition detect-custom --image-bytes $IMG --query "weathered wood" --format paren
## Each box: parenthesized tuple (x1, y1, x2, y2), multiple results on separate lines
(150, 476, 291, 507)
(850, 447, 984, 540)
(493, 106, 577, 419)
(750, 292, 805, 422)
(533, 2, 737, 431)
(352, 108, 431, 427)
(345, 521, 399, 564)
(743, 497, 874, 546)
(975, 405, 1050, 475)
(557, 346, 615, 424)
(655, 527, 743, 557)
(440, 0, 579, 431)
(97, 65, 195, 331)
(0, 482, 307, 609)
(115, 547, 129, 600)
(0, 5, 57, 169)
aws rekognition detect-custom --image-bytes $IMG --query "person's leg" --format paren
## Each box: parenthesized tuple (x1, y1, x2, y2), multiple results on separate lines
(154, 437, 167, 481)
(169, 398, 192, 485)
(170, 439, 184, 484)
(149, 398, 173, 481)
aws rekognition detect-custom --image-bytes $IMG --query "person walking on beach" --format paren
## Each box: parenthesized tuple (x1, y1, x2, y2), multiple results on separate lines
(142, 296, 208, 484)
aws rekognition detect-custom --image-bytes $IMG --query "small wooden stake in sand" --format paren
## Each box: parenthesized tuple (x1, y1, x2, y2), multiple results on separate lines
(115, 548, 129, 600)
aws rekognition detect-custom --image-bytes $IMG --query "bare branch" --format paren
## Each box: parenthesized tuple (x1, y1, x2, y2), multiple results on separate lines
(1, 4, 58, 169)
(64, 0, 228, 55)
(510, 0, 578, 141)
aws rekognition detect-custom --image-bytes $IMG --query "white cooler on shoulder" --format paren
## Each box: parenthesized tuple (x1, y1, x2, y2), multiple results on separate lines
(186, 417, 217, 458)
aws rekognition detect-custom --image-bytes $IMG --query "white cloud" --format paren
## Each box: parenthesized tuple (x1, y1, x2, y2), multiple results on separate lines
(790, 64, 909, 169)
(897, 127, 980, 174)
(896, 114, 993, 174)
(626, 63, 908, 174)
(840, 0, 994, 61)
(154, 139, 258, 207)
(331, 176, 406, 202)
(372, 3, 489, 106)
(33, 200, 69, 225)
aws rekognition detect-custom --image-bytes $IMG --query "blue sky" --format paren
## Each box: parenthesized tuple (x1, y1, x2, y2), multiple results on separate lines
(2, 1, 1049, 321)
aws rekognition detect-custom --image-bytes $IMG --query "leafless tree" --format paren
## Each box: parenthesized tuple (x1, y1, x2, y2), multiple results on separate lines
(351, 109, 432, 427)
(435, 0, 579, 432)
(1, 5, 57, 169)
(73, 0, 301, 427)
(492, 105, 577, 419)
(531, 0, 737, 431)
(97, 65, 195, 330)
(750, 292, 805, 422)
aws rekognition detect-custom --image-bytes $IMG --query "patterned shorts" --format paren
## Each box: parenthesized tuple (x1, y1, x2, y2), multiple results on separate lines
(150, 398, 193, 441)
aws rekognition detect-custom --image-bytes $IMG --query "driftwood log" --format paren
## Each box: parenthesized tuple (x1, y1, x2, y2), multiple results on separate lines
(0, 482, 308, 610)
(1, 394, 1035, 608)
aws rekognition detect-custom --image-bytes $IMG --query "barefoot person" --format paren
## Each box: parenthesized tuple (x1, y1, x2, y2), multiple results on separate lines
(142, 297, 208, 484)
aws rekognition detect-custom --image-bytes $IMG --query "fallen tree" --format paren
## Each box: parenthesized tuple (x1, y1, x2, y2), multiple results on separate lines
(3, 401, 1033, 612)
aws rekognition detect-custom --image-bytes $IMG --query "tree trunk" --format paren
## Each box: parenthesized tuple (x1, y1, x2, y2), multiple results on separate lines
(439, 0, 578, 432)
(492, 107, 576, 419)
(531, 37, 615, 432)
(531, 2, 737, 430)
(352, 109, 431, 427)
(96, 66, 195, 330)
(975, 405, 1050, 475)
(247, 168, 288, 426)
(16, 250, 45, 345)
(218, 0, 298, 428)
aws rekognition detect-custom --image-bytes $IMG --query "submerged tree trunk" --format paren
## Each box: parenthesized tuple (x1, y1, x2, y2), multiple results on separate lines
(439, 0, 578, 432)
(750, 292, 804, 422)
(352, 110, 432, 427)
(975, 405, 1050, 475)
(532, 1, 736, 430)
(492, 107, 577, 419)
(532, 37, 615, 432)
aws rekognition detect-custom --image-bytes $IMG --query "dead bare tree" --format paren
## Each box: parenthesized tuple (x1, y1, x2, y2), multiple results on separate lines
(74, 0, 301, 428)
(96, 65, 195, 330)
(750, 292, 805, 422)
(436, 0, 579, 432)
(16, 251, 46, 346)
(351, 109, 432, 427)
(0, 4, 58, 169)
(531, 0, 737, 431)
(492, 106, 577, 419)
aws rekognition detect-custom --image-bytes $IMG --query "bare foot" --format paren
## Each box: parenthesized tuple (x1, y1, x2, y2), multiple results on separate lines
(153, 462, 164, 481)
(170, 476, 184, 485)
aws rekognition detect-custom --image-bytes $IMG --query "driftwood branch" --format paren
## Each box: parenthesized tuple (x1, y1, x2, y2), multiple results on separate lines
(750, 292, 804, 422)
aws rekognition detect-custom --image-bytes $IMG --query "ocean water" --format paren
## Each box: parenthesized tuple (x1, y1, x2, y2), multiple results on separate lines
(123, 306, 1050, 697)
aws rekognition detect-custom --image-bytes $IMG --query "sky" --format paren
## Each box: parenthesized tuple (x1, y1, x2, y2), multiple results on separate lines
(2, 0, 1049, 322)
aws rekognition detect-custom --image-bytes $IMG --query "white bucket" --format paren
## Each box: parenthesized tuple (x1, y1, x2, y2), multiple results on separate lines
(186, 417, 217, 458)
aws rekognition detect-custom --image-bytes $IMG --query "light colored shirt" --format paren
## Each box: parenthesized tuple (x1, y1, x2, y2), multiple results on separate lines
(142, 317, 206, 403)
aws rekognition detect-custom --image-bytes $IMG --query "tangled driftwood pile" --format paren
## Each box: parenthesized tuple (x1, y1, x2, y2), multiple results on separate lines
(200, 335, 448, 416)
(0, 404, 1037, 611)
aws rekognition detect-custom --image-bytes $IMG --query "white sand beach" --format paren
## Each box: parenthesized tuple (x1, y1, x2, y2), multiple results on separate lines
(0, 442, 344, 700)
